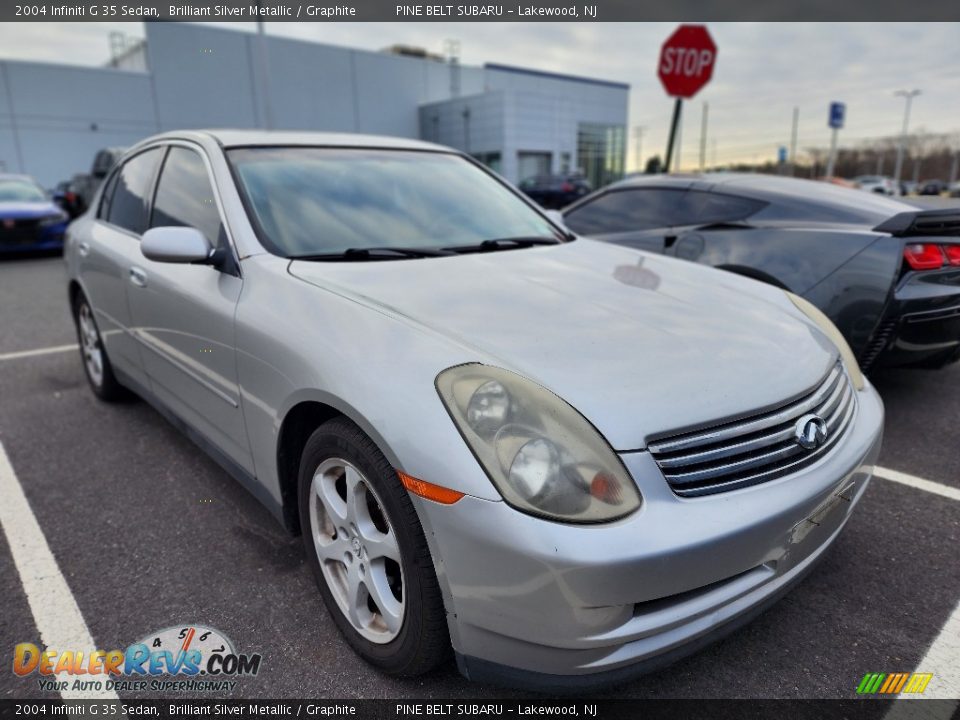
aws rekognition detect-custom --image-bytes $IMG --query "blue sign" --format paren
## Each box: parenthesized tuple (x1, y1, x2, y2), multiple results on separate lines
(829, 102, 845, 129)
(777, 146, 788, 163)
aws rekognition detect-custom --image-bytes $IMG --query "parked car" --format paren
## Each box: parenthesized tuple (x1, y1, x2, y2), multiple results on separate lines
(0, 174, 69, 254)
(52, 179, 86, 219)
(853, 175, 898, 196)
(949, 181, 960, 198)
(918, 179, 947, 196)
(900, 180, 918, 196)
(70, 146, 126, 212)
(65, 131, 883, 689)
(519, 172, 591, 209)
(560, 173, 960, 371)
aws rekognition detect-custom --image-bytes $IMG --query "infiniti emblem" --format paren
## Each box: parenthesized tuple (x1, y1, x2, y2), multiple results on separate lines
(795, 414, 828, 450)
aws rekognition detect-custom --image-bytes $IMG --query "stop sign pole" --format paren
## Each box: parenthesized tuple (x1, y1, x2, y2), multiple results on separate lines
(657, 25, 718, 173)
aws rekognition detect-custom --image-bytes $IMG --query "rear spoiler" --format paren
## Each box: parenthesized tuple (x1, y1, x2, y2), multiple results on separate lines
(874, 209, 960, 238)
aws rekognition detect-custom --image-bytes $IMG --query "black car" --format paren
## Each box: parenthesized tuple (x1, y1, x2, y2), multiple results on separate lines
(918, 179, 947, 196)
(519, 173, 591, 209)
(561, 174, 960, 370)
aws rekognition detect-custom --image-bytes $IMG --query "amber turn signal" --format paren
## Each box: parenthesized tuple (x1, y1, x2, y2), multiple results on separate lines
(398, 470, 465, 505)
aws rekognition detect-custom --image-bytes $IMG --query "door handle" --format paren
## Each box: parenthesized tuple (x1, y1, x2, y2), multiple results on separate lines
(129, 267, 148, 288)
(77, 241, 90, 257)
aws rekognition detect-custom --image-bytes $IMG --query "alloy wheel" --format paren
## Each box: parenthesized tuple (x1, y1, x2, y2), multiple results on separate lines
(309, 458, 405, 643)
(78, 303, 104, 388)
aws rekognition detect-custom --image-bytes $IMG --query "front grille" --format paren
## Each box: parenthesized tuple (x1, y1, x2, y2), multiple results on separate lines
(648, 363, 856, 497)
(0, 218, 43, 246)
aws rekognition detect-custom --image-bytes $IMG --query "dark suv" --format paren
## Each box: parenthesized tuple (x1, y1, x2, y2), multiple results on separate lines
(519, 173, 591, 209)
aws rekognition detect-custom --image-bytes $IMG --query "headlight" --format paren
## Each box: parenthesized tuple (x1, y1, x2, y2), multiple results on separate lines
(436, 364, 641, 523)
(785, 292, 865, 391)
(39, 211, 68, 227)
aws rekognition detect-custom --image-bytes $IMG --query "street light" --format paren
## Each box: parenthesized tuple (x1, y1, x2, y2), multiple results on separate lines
(893, 89, 920, 186)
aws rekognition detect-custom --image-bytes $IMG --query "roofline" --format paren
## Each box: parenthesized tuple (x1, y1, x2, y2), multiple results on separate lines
(123, 130, 457, 154)
(484, 63, 630, 91)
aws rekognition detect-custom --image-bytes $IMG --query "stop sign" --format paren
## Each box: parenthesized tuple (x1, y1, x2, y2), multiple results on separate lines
(658, 25, 717, 99)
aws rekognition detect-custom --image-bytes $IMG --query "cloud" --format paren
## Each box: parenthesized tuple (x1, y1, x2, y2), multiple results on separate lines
(1, 21, 958, 168)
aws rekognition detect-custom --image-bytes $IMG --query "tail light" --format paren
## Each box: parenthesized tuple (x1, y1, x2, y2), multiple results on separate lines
(945, 245, 960, 266)
(561, 182, 574, 192)
(903, 243, 945, 270)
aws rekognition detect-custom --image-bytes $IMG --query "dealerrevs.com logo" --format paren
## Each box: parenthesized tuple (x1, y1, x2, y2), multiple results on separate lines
(13, 625, 262, 693)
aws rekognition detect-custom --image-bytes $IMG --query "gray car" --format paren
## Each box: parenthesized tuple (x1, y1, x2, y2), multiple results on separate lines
(64, 130, 884, 689)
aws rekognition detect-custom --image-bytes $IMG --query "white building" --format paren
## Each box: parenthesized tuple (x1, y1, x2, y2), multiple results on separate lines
(0, 23, 628, 189)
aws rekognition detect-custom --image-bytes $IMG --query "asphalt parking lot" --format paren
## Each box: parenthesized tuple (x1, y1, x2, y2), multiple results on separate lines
(0, 253, 958, 701)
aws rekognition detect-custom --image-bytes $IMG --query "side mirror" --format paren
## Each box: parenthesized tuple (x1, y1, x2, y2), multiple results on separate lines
(141, 226, 213, 264)
(544, 209, 569, 231)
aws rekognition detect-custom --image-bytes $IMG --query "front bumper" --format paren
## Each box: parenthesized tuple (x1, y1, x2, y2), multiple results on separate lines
(0, 224, 66, 254)
(415, 381, 884, 688)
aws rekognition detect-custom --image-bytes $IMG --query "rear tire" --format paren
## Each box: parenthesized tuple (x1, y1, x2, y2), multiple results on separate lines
(73, 295, 128, 402)
(297, 417, 449, 676)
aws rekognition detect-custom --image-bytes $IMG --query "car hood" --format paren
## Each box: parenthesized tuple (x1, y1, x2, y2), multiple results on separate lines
(0, 201, 62, 218)
(289, 239, 838, 450)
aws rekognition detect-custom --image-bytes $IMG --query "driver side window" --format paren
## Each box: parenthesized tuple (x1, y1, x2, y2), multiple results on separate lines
(150, 147, 224, 248)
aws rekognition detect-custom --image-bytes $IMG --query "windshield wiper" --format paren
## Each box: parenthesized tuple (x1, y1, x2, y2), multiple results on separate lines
(289, 246, 454, 261)
(442, 236, 562, 254)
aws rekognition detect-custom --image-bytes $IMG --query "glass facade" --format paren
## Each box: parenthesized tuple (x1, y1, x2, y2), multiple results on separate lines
(577, 123, 626, 189)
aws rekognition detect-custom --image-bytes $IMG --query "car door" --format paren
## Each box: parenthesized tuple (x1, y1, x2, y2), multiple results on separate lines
(78, 147, 164, 391)
(125, 143, 253, 474)
(562, 188, 688, 253)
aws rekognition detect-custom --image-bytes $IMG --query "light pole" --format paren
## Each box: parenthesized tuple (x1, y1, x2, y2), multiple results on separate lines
(893, 89, 920, 185)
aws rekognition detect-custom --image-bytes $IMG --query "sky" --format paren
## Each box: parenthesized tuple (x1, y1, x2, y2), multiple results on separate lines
(2, 21, 958, 171)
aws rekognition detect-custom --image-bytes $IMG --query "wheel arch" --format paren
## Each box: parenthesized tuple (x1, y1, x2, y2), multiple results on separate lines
(275, 392, 404, 536)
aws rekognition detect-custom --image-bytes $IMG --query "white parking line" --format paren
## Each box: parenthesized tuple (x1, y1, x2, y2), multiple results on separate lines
(0, 344, 77, 362)
(875, 466, 960, 502)
(885, 602, 960, 716)
(0, 441, 119, 701)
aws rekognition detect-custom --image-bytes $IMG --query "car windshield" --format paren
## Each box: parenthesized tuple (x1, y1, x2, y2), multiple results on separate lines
(228, 147, 560, 257)
(0, 179, 46, 203)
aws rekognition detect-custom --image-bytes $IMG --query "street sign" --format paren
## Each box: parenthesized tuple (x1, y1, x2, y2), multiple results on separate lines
(778, 146, 788, 164)
(658, 25, 718, 99)
(829, 102, 846, 129)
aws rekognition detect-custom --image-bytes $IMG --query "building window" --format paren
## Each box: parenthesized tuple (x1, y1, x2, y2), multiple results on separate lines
(576, 124, 625, 190)
(472, 152, 502, 174)
(517, 152, 552, 184)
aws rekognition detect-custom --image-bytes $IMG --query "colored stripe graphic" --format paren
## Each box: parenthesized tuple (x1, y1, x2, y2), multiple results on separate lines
(903, 673, 933, 694)
(857, 672, 934, 695)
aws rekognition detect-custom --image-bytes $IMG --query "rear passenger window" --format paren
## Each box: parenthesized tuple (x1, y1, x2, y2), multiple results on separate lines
(107, 148, 162, 234)
(682, 191, 766, 225)
(97, 169, 119, 220)
(150, 147, 223, 247)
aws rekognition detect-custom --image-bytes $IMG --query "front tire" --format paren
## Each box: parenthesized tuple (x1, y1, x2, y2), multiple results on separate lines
(73, 295, 127, 402)
(297, 417, 449, 675)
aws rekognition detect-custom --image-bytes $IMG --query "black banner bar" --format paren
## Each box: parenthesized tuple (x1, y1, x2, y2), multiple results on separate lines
(4, 0, 960, 22)
(1, 700, 959, 720)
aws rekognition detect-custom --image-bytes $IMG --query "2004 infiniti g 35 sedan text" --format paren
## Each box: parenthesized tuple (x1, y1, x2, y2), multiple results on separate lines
(64, 131, 883, 690)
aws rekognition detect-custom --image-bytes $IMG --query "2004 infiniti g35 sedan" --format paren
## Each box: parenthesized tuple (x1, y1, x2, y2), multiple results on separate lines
(64, 131, 883, 689)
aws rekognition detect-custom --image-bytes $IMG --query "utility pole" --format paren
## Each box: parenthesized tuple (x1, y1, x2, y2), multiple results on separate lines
(632, 125, 646, 172)
(893, 89, 920, 185)
(950, 148, 960, 186)
(699, 102, 709, 173)
(789, 106, 799, 176)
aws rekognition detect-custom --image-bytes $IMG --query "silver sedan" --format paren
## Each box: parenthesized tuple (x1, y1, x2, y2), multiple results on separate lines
(64, 130, 884, 689)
